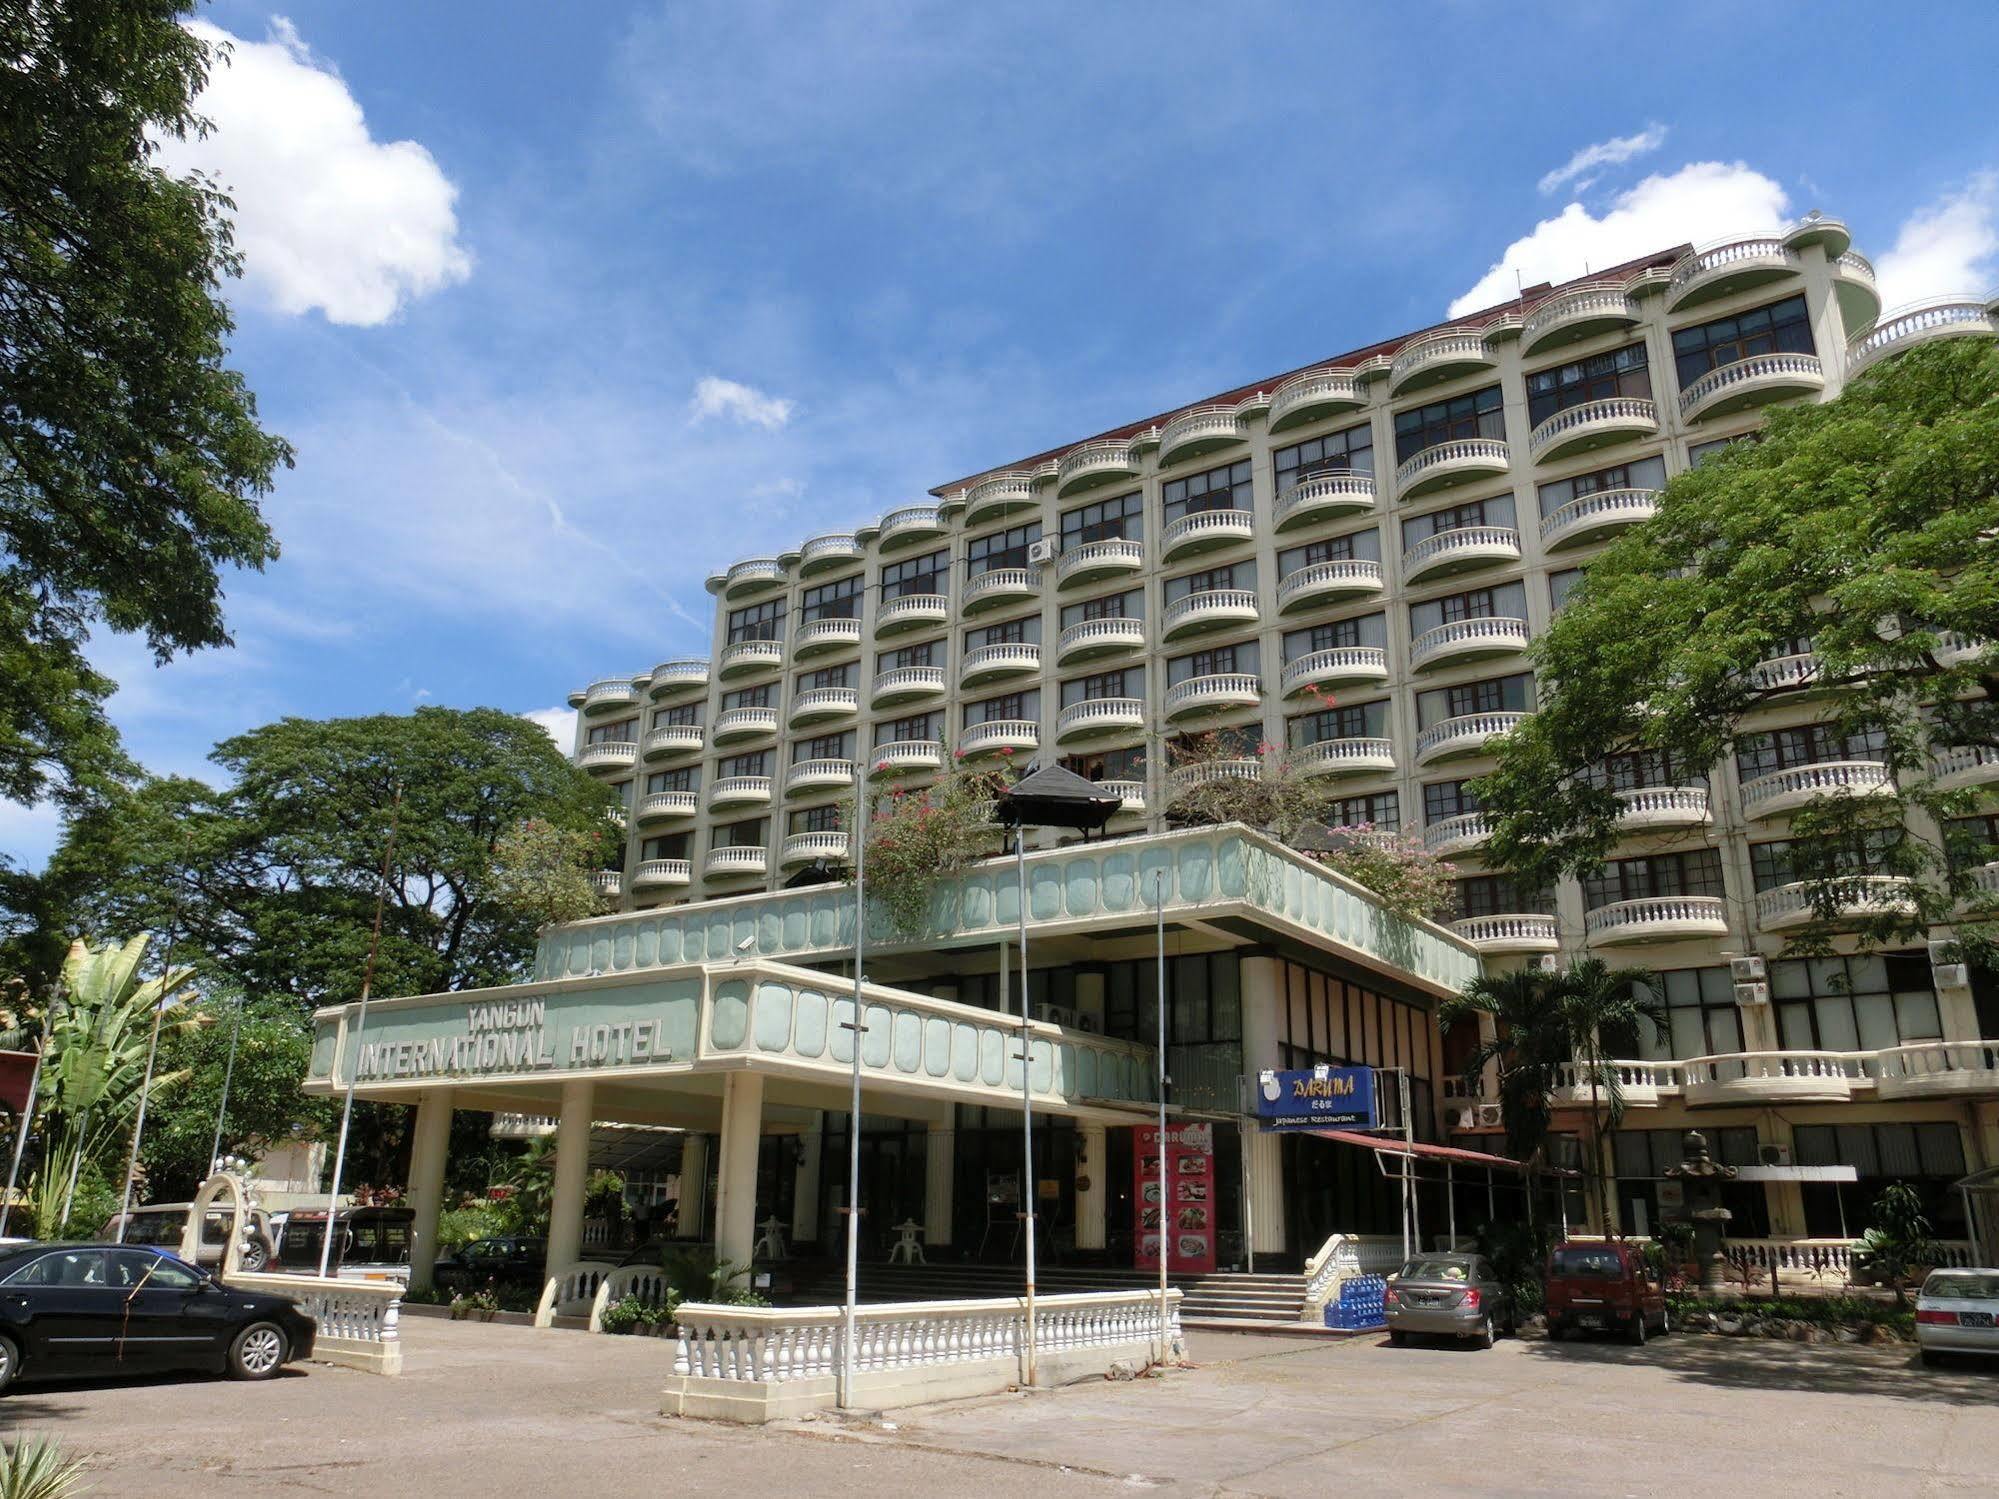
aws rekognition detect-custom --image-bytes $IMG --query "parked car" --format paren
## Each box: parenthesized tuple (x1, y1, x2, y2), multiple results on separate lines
(1544, 1240, 1669, 1344)
(433, 1236, 547, 1292)
(1384, 1253, 1514, 1348)
(1915, 1267, 1999, 1366)
(0, 1243, 315, 1392)
(271, 1206, 415, 1283)
(101, 1202, 278, 1272)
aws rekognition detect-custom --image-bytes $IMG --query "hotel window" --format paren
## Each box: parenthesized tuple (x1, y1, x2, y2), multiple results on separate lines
(1290, 699, 1387, 748)
(714, 818, 767, 849)
(717, 749, 770, 779)
(964, 690, 1036, 726)
(1170, 724, 1261, 761)
(1525, 342, 1652, 427)
(1061, 491, 1144, 545)
(1615, 1125, 1767, 1239)
(789, 804, 843, 834)
(646, 768, 697, 793)
(651, 703, 700, 729)
(966, 615, 1039, 650)
(1770, 953, 1943, 1056)
(1409, 580, 1526, 637)
(1688, 434, 1749, 465)
(1163, 562, 1252, 603)
(1062, 744, 1145, 783)
(725, 597, 785, 644)
(1330, 791, 1399, 829)
(1945, 813, 1999, 872)
(1168, 641, 1257, 686)
(1401, 495, 1515, 548)
(641, 832, 692, 862)
(1059, 669, 1138, 708)
(877, 640, 936, 672)
(798, 572, 862, 623)
(1793, 1120, 1967, 1238)
(1582, 849, 1725, 909)
(1549, 568, 1586, 613)
(1624, 967, 1746, 1063)
(966, 521, 1040, 577)
(1672, 294, 1814, 389)
(877, 712, 941, 745)
(1414, 672, 1535, 728)
(719, 684, 771, 712)
(1591, 748, 1705, 792)
(1393, 384, 1503, 464)
(1273, 422, 1374, 495)
(1282, 613, 1387, 662)
(795, 730, 854, 763)
(1749, 830, 1904, 893)
(1453, 873, 1551, 920)
(1162, 457, 1253, 522)
(1734, 724, 1887, 782)
(795, 663, 852, 692)
(1061, 588, 1142, 628)
(1422, 778, 1482, 824)
(880, 548, 948, 599)
(586, 718, 637, 745)
(1277, 528, 1380, 576)
(1536, 455, 1667, 519)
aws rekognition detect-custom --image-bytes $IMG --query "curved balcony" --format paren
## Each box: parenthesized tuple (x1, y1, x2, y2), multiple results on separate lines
(1528, 396, 1659, 464)
(1266, 368, 1365, 433)
(1098, 780, 1146, 814)
(1415, 711, 1527, 766)
(784, 758, 856, 796)
(1739, 760, 1893, 820)
(1831, 249, 1882, 329)
(1936, 633, 1988, 669)
(1744, 651, 1824, 696)
(1876, 1039, 1999, 1101)
(798, 533, 862, 575)
(1389, 330, 1495, 394)
(1056, 537, 1144, 589)
(643, 724, 704, 761)
(1160, 588, 1259, 642)
(1056, 697, 1145, 742)
(1931, 744, 1999, 791)
(787, 687, 858, 728)
(718, 638, 784, 680)
(876, 504, 946, 550)
(1585, 896, 1730, 946)
(1395, 438, 1510, 499)
(1422, 813, 1492, 858)
(1296, 737, 1395, 777)
(962, 566, 1039, 615)
(1756, 875, 1917, 933)
(1169, 759, 1262, 798)
(1665, 237, 1801, 312)
(876, 592, 949, 636)
(636, 790, 699, 825)
(647, 659, 710, 699)
(1159, 406, 1247, 467)
(1521, 283, 1641, 355)
(960, 642, 1041, 689)
(722, 556, 786, 599)
(959, 719, 1039, 759)
(794, 617, 861, 659)
(1848, 298, 1997, 374)
(1281, 646, 1390, 697)
(1681, 1050, 1865, 1108)
(1540, 487, 1658, 552)
(1273, 471, 1375, 531)
(782, 831, 850, 868)
(963, 473, 1038, 525)
(1402, 525, 1521, 585)
(1276, 559, 1385, 614)
(707, 776, 773, 811)
(869, 740, 943, 777)
(869, 665, 946, 708)
(1453, 914, 1560, 954)
(1159, 507, 1255, 563)
(1056, 440, 1140, 497)
(580, 678, 641, 715)
(1678, 352, 1824, 423)
(1057, 616, 1147, 663)
(577, 741, 638, 776)
(712, 706, 779, 746)
(1410, 616, 1530, 673)
(1164, 673, 1261, 721)
(589, 870, 622, 898)
(631, 858, 692, 892)
(1614, 786, 1711, 831)
(703, 846, 767, 881)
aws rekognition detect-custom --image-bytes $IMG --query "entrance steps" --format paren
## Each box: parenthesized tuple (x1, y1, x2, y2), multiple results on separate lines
(778, 1260, 1311, 1325)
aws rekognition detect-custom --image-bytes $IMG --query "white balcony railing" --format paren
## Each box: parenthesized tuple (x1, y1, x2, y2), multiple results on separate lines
(1160, 507, 1255, 560)
(960, 642, 1041, 684)
(1452, 914, 1560, 952)
(1539, 487, 1658, 550)
(1583, 896, 1729, 944)
(870, 664, 946, 705)
(647, 659, 710, 697)
(798, 533, 861, 572)
(876, 505, 945, 546)
(1738, 760, 1893, 819)
(1295, 737, 1395, 776)
(718, 638, 784, 677)
(704, 846, 767, 879)
(590, 870, 622, 897)
(712, 706, 779, 743)
(636, 790, 699, 823)
(959, 719, 1039, 758)
(962, 566, 1038, 612)
(1848, 298, 1998, 374)
(1402, 525, 1521, 582)
(1056, 697, 1145, 740)
(1097, 780, 1145, 813)
(1056, 440, 1140, 495)
(707, 776, 773, 809)
(1526, 396, 1658, 462)
(787, 688, 858, 725)
(1745, 651, 1822, 694)
(1160, 588, 1258, 639)
(1422, 813, 1492, 857)
(963, 473, 1037, 523)
(869, 740, 943, 776)
(1390, 330, 1493, 392)
(1159, 405, 1247, 465)
(1394, 437, 1510, 495)
(1169, 759, 1262, 796)
(1415, 711, 1528, 765)
(876, 593, 949, 633)
(1280, 646, 1390, 696)
(632, 858, 692, 890)
(1665, 236, 1799, 308)
(1164, 673, 1261, 719)
(1058, 616, 1147, 661)
(1614, 786, 1711, 828)
(722, 556, 785, 596)
(1055, 538, 1143, 587)
(1755, 876, 1917, 931)
(1931, 744, 1999, 790)
(1276, 559, 1385, 612)
(1520, 282, 1640, 352)
(577, 741, 638, 774)
(793, 617, 861, 656)
(782, 831, 850, 866)
(1409, 616, 1529, 671)
(1273, 470, 1376, 529)
(1678, 351, 1824, 422)
(784, 758, 856, 794)
(581, 678, 641, 714)
(643, 724, 704, 759)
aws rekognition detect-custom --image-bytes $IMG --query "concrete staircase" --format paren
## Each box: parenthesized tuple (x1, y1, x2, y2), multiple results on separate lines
(776, 1260, 1311, 1326)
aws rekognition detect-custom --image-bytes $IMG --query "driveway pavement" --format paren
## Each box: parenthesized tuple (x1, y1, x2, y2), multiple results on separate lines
(5, 1316, 1995, 1496)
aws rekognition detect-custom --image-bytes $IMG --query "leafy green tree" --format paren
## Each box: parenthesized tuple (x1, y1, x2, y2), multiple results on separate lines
(1, 4, 290, 821)
(1859, 1181, 1942, 1307)
(490, 818, 608, 928)
(1474, 339, 1999, 955)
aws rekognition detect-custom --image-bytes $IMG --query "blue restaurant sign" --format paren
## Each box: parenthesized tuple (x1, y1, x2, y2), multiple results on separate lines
(1252, 1066, 1377, 1131)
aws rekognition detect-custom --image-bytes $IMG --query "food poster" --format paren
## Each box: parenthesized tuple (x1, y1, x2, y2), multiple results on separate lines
(1133, 1122, 1215, 1274)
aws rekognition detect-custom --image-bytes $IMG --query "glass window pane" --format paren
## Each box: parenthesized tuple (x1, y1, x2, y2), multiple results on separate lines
(1852, 994, 1899, 1052)
(1814, 998, 1861, 1051)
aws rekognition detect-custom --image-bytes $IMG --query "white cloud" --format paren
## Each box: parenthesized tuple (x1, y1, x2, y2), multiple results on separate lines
(522, 706, 577, 749)
(1537, 124, 1669, 196)
(157, 19, 471, 326)
(690, 376, 794, 429)
(1875, 172, 1999, 307)
(1450, 162, 1790, 316)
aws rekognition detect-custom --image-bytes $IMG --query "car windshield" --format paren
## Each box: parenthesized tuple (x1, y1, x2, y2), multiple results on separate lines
(1398, 1258, 1471, 1281)
(1550, 1248, 1624, 1279)
(1924, 1272, 1999, 1301)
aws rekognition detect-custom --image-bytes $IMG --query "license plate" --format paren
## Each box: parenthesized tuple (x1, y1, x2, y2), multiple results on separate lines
(1963, 1311, 1995, 1327)
(1576, 1314, 1605, 1329)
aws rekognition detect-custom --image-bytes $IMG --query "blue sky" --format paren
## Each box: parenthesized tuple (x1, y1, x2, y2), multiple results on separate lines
(6, 0, 1998, 866)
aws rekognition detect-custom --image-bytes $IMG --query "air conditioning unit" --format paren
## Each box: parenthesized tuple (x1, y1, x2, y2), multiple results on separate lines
(1026, 537, 1060, 566)
(1476, 1103, 1504, 1129)
(1730, 955, 1767, 983)
(1070, 1010, 1102, 1034)
(1734, 981, 1769, 1005)
(1036, 1003, 1075, 1029)
(1758, 1143, 1792, 1167)
(1451, 1108, 1480, 1132)
(1934, 963, 1971, 991)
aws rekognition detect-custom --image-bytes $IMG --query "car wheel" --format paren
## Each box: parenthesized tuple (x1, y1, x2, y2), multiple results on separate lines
(1477, 1315, 1495, 1351)
(1388, 1330, 1408, 1348)
(229, 1322, 289, 1380)
(0, 1333, 18, 1394)
(1659, 1304, 1670, 1337)
(1629, 1313, 1648, 1347)
(237, 1244, 269, 1273)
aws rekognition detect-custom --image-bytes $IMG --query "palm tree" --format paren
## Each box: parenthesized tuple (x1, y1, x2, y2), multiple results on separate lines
(1555, 957, 1664, 1236)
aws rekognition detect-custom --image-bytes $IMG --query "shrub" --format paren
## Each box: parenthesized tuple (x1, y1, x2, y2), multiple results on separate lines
(1309, 823, 1457, 922)
(599, 1294, 674, 1335)
(861, 761, 1013, 936)
(436, 1200, 507, 1253)
(0, 1435, 90, 1499)
(449, 1288, 499, 1319)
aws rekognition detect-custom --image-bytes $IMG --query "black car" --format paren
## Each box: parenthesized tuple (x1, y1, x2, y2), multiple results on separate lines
(432, 1236, 547, 1292)
(0, 1244, 316, 1392)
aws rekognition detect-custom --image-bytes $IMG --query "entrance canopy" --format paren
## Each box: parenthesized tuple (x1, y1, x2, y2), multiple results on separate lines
(1307, 1129, 1530, 1173)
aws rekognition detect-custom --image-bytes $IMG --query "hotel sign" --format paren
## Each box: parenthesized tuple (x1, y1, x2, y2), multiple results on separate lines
(1252, 1066, 1376, 1131)
(349, 998, 675, 1082)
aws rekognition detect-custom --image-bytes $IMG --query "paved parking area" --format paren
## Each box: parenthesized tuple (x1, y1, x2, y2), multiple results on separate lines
(5, 1316, 1995, 1496)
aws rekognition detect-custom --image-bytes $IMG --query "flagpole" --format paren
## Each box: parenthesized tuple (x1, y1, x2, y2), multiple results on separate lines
(0, 1043, 46, 1240)
(117, 884, 185, 1242)
(209, 995, 246, 1176)
(839, 773, 868, 1408)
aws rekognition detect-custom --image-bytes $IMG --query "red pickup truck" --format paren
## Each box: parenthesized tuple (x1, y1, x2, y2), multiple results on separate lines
(1544, 1240, 1669, 1344)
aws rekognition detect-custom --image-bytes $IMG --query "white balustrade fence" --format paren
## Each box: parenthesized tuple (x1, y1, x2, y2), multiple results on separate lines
(228, 1272, 403, 1376)
(1303, 1232, 1406, 1312)
(536, 1261, 617, 1327)
(589, 1264, 677, 1331)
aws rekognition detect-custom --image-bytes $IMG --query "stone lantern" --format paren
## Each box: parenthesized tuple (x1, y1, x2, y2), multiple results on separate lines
(1664, 1130, 1736, 1294)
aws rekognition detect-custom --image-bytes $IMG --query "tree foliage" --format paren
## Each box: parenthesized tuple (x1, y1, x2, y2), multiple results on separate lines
(1309, 824, 1458, 923)
(1165, 730, 1334, 844)
(490, 818, 609, 929)
(862, 756, 1013, 936)
(1475, 339, 1999, 955)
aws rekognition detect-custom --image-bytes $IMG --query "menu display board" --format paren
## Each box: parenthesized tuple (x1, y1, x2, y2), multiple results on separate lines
(1134, 1122, 1215, 1274)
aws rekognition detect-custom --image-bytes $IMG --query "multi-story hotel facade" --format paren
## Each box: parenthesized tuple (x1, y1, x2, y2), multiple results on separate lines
(560, 218, 1999, 1257)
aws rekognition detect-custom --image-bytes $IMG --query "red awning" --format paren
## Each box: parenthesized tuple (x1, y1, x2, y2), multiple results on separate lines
(1307, 1129, 1528, 1173)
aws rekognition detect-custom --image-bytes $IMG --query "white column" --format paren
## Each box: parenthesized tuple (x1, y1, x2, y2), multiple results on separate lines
(403, 1088, 455, 1292)
(544, 1079, 594, 1276)
(1074, 1123, 1107, 1251)
(1238, 955, 1289, 1255)
(713, 1071, 765, 1270)
(791, 1113, 823, 1247)
(924, 1118, 954, 1247)
(676, 1134, 709, 1240)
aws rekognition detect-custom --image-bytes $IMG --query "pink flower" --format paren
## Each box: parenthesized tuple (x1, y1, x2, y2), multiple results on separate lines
(999, 746, 1014, 757)
(953, 748, 967, 760)
(873, 759, 889, 772)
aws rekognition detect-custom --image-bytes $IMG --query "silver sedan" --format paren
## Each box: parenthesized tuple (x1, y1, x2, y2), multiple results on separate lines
(1916, 1267, 1999, 1367)
(1385, 1254, 1515, 1349)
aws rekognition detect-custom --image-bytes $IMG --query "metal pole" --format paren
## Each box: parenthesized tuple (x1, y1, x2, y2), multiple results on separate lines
(209, 996, 246, 1175)
(1447, 1160, 1456, 1250)
(320, 786, 404, 1279)
(60, 1109, 89, 1227)
(0, 1043, 45, 1239)
(117, 900, 184, 1241)
(839, 776, 868, 1409)
(1154, 871, 1169, 1364)
(1016, 827, 1037, 1387)
(1398, 1069, 1413, 1261)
